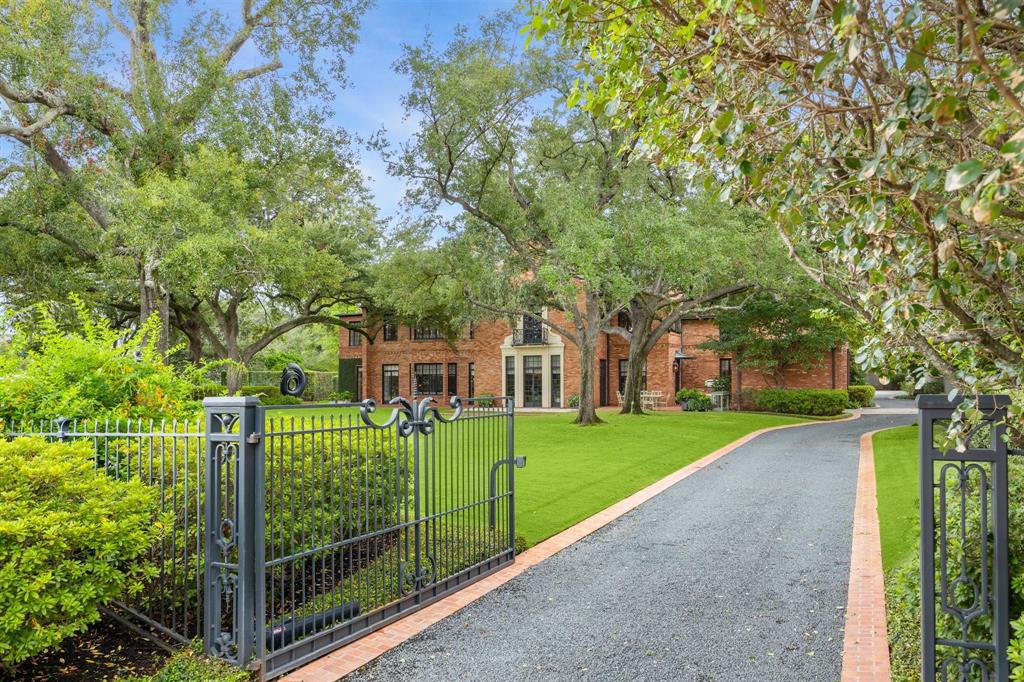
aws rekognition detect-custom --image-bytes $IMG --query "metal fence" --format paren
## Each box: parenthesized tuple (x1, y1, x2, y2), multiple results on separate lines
(4, 417, 206, 646)
(4, 394, 520, 679)
(918, 395, 1013, 681)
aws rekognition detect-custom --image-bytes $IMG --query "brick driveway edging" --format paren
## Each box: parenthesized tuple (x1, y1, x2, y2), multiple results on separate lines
(283, 413, 862, 682)
(840, 430, 893, 682)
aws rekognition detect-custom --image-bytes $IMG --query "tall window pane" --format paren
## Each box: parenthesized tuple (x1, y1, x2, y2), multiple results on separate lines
(382, 364, 399, 402)
(383, 322, 397, 342)
(550, 355, 561, 408)
(468, 362, 475, 397)
(504, 356, 515, 399)
(447, 363, 458, 396)
(348, 329, 361, 346)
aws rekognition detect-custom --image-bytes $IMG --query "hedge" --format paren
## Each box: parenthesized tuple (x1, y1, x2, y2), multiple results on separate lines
(675, 388, 712, 411)
(847, 384, 876, 408)
(0, 438, 162, 664)
(750, 388, 848, 416)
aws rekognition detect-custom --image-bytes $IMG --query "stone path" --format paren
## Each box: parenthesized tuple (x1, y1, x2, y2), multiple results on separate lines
(342, 413, 913, 681)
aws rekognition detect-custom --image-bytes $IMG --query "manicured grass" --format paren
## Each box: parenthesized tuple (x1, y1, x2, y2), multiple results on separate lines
(510, 410, 806, 545)
(271, 405, 806, 546)
(873, 425, 919, 572)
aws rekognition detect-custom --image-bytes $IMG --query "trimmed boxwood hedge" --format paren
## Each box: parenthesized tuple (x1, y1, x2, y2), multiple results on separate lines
(751, 388, 848, 416)
(847, 384, 876, 408)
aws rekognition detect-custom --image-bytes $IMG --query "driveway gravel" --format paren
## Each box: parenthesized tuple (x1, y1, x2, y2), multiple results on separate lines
(346, 414, 913, 682)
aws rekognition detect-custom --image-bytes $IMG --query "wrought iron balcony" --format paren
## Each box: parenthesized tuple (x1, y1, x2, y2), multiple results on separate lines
(512, 328, 548, 345)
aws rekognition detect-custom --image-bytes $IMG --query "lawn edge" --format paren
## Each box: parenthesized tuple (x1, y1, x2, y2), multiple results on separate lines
(283, 412, 862, 682)
(840, 429, 893, 682)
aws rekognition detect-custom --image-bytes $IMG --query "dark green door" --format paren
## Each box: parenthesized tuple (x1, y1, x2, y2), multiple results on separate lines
(338, 358, 362, 399)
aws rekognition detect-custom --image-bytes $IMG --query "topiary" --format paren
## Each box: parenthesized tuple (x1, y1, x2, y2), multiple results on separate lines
(0, 438, 162, 665)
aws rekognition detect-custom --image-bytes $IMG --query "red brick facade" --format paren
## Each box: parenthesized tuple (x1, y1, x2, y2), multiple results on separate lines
(339, 312, 848, 408)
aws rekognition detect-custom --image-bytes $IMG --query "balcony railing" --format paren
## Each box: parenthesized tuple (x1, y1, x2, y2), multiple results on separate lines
(512, 328, 549, 345)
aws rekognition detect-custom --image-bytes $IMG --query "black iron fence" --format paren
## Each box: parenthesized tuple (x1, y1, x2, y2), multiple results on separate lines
(4, 395, 521, 679)
(918, 395, 1014, 681)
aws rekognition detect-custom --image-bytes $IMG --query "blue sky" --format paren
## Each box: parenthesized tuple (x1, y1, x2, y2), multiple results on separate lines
(322, 0, 518, 222)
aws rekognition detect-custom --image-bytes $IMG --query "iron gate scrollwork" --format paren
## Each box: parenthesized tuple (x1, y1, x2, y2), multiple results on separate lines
(918, 395, 1012, 682)
(203, 393, 520, 679)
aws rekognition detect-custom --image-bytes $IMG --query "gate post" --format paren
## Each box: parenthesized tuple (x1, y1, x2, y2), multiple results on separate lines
(918, 394, 1010, 681)
(203, 396, 261, 668)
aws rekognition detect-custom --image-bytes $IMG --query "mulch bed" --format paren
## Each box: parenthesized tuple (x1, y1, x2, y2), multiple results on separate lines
(1, 614, 169, 681)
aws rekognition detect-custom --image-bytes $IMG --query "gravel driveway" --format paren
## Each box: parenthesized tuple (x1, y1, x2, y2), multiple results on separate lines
(345, 414, 913, 682)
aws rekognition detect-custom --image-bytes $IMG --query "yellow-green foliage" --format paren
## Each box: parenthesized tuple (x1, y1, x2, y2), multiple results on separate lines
(0, 438, 162, 665)
(0, 296, 207, 423)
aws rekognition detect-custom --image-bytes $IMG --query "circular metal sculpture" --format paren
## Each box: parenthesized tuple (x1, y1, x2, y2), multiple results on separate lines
(279, 363, 307, 397)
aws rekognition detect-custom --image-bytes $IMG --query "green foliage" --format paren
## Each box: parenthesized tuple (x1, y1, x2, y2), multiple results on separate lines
(258, 350, 305, 372)
(674, 388, 712, 411)
(900, 377, 946, 397)
(847, 385, 876, 408)
(0, 438, 161, 665)
(474, 393, 497, 407)
(0, 298, 205, 423)
(885, 458, 1024, 680)
(566, 393, 581, 408)
(329, 390, 355, 402)
(709, 375, 732, 393)
(532, 0, 1024, 401)
(699, 293, 848, 385)
(750, 389, 848, 416)
(118, 644, 251, 682)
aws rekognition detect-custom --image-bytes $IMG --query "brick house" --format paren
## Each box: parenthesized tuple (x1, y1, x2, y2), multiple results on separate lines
(338, 308, 848, 409)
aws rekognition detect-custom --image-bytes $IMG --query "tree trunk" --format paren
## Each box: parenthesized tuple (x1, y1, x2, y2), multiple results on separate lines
(574, 334, 603, 425)
(621, 336, 651, 414)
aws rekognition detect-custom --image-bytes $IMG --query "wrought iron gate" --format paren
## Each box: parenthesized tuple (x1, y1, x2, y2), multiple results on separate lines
(204, 395, 521, 679)
(918, 395, 1012, 681)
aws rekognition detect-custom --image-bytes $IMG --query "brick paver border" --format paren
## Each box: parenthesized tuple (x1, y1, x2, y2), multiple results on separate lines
(840, 430, 893, 682)
(283, 413, 862, 682)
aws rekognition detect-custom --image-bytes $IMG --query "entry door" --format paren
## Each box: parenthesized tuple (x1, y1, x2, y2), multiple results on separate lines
(599, 359, 608, 407)
(523, 355, 543, 407)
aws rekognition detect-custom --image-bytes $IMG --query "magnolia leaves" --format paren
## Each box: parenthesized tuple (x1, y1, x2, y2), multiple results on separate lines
(945, 160, 985, 191)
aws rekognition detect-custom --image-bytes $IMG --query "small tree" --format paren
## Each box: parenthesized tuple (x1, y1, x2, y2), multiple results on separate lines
(699, 293, 849, 388)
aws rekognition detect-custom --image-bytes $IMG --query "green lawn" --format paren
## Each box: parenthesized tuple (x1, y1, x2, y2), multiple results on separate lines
(873, 425, 919, 572)
(270, 406, 806, 547)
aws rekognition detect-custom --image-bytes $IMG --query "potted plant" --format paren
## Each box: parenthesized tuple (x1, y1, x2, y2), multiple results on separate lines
(675, 388, 711, 411)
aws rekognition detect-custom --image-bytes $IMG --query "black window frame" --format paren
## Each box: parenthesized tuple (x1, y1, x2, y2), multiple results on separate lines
(719, 358, 732, 378)
(550, 354, 561, 408)
(382, 322, 398, 342)
(413, 362, 444, 396)
(468, 362, 475, 398)
(447, 363, 458, 396)
(382, 364, 399, 402)
(412, 326, 443, 341)
(618, 359, 647, 392)
(347, 328, 362, 346)
(504, 356, 515, 400)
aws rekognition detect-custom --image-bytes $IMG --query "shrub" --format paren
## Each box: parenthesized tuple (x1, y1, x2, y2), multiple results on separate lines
(886, 458, 1024, 679)
(0, 438, 161, 665)
(567, 393, 580, 408)
(751, 388, 848, 416)
(709, 375, 732, 393)
(328, 390, 354, 402)
(675, 388, 712, 411)
(118, 642, 251, 682)
(474, 393, 496, 407)
(847, 384, 876, 408)
(0, 297, 206, 424)
(239, 384, 281, 398)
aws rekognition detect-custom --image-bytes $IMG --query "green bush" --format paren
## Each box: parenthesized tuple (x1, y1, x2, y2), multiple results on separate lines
(474, 393, 497, 407)
(567, 393, 580, 408)
(118, 642, 251, 682)
(886, 458, 1024, 679)
(675, 388, 712, 411)
(239, 384, 281, 398)
(847, 384, 876, 408)
(0, 438, 162, 665)
(328, 390, 355, 402)
(709, 375, 732, 393)
(751, 388, 848, 416)
(0, 297, 206, 424)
